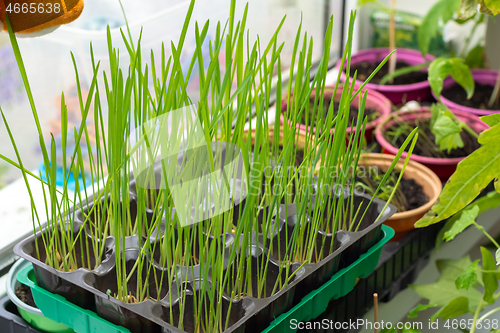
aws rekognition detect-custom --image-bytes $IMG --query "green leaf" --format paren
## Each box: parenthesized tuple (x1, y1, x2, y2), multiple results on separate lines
(410, 279, 482, 312)
(464, 45, 485, 68)
(450, 60, 475, 99)
(460, 0, 480, 19)
(461, 0, 500, 17)
(481, 246, 498, 303)
(444, 205, 479, 241)
(409, 303, 438, 319)
(431, 297, 470, 321)
(455, 259, 480, 290)
(436, 217, 456, 250)
(438, 133, 465, 153)
(402, 329, 422, 333)
(428, 58, 474, 99)
(496, 248, 500, 266)
(419, 0, 462, 56)
(432, 111, 464, 153)
(437, 256, 475, 281)
(479, 0, 500, 15)
(481, 113, 500, 127)
(415, 126, 500, 227)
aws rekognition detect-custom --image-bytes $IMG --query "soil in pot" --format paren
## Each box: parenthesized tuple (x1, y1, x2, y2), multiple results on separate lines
(301, 100, 378, 128)
(364, 140, 382, 154)
(355, 167, 429, 213)
(384, 118, 480, 158)
(15, 284, 37, 308)
(349, 61, 428, 85)
(252, 144, 305, 168)
(442, 83, 500, 110)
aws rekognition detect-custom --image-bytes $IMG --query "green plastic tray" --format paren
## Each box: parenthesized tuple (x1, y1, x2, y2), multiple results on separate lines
(17, 225, 394, 333)
(17, 268, 130, 333)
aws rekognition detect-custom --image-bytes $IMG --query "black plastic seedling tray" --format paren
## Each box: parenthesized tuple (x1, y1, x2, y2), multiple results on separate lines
(13, 141, 396, 333)
(14, 194, 395, 333)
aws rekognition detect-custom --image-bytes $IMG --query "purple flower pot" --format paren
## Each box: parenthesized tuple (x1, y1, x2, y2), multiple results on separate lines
(437, 69, 500, 116)
(375, 107, 489, 182)
(336, 48, 435, 105)
(279, 85, 392, 142)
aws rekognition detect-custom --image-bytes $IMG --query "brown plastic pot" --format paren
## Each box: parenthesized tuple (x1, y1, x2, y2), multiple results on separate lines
(357, 154, 442, 241)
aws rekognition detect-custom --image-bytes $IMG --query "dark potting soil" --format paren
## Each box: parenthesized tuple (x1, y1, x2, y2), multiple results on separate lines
(301, 101, 378, 128)
(349, 60, 428, 85)
(442, 83, 500, 110)
(365, 140, 382, 154)
(386, 121, 480, 158)
(356, 170, 428, 212)
(398, 177, 429, 211)
(15, 284, 37, 308)
(251, 144, 304, 168)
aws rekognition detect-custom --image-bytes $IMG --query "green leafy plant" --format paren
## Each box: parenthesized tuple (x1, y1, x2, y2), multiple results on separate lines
(381, 102, 479, 159)
(409, 249, 500, 333)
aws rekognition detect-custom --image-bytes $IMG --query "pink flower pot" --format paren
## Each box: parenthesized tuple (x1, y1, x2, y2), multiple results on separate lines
(375, 108, 489, 182)
(437, 69, 500, 116)
(336, 48, 435, 105)
(279, 85, 392, 142)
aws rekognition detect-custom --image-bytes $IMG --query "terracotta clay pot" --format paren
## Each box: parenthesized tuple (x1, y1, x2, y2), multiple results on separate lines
(357, 153, 441, 241)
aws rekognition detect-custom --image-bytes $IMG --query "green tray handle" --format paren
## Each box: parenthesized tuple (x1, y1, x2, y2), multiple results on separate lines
(17, 265, 131, 333)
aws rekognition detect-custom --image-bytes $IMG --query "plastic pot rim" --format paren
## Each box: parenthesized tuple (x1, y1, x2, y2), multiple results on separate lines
(436, 69, 500, 116)
(336, 47, 435, 92)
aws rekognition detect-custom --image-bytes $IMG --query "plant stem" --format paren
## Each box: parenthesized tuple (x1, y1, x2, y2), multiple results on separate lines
(459, 121, 479, 140)
(488, 63, 500, 108)
(388, 0, 397, 84)
(478, 306, 500, 323)
(471, 299, 485, 333)
(473, 222, 500, 248)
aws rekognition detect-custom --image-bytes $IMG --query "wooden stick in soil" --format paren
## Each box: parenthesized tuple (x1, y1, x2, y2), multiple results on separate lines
(388, 0, 397, 84)
(488, 64, 500, 108)
(374, 293, 379, 333)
